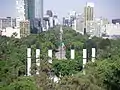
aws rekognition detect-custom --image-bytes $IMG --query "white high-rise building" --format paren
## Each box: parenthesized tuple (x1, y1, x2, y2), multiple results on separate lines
(84, 2, 95, 33)
(72, 14, 84, 35)
(16, 0, 25, 28)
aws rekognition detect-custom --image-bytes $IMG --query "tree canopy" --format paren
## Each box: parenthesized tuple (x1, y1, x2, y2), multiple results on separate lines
(0, 26, 120, 90)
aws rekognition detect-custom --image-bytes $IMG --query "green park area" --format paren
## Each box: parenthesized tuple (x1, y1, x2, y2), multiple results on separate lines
(0, 26, 120, 90)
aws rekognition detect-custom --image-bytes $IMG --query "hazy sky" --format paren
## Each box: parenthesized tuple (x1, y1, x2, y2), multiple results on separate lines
(0, 0, 120, 20)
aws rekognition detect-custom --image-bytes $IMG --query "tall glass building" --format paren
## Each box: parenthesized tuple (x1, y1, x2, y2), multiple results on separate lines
(24, 0, 43, 20)
(24, 0, 43, 33)
(35, 0, 40, 18)
(24, 0, 35, 20)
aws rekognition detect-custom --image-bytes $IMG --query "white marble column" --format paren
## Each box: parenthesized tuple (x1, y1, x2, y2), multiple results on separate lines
(48, 49, 52, 64)
(71, 49, 75, 59)
(36, 49, 40, 74)
(27, 48, 31, 76)
(92, 48, 96, 62)
(83, 49, 87, 75)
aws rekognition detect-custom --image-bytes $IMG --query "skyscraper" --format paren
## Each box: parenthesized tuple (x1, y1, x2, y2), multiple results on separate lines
(39, 0, 43, 30)
(84, 2, 94, 21)
(16, 0, 25, 28)
(84, 2, 94, 33)
(25, 0, 43, 20)
(24, 0, 43, 32)
(24, 0, 35, 20)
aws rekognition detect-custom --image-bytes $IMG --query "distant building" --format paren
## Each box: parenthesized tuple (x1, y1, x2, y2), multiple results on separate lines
(86, 17, 109, 37)
(46, 10, 53, 17)
(1, 20, 30, 38)
(102, 23, 120, 39)
(72, 14, 84, 34)
(69, 11, 76, 17)
(62, 11, 77, 27)
(53, 15, 59, 26)
(49, 17, 54, 28)
(24, 0, 43, 32)
(25, 0, 43, 19)
(2, 27, 20, 38)
(20, 20, 30, 37)
(112, 19, 120, 24)
(63, 17, 69, 26)
(0, 17, 16, 29)
(25, 0, 35, 20)
(43, 15, 49, 31)
(84, 2, 94, 21)
(30, 18, 41, 33)
(84, 2, 94, 33)
(105, 23, 120, 35)
(16, 0, 25, 28)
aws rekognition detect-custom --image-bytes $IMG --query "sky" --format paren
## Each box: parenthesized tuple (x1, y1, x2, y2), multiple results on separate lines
(0, 0, 120, 20)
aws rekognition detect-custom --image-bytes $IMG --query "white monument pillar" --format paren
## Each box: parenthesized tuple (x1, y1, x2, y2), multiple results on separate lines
(48, 49, 52, 63)
(27, 48, 31, 76)
(92, 48, 96, 62)
(46, 21, 49, 30)
(71, 49, 75, 59)
(83, 49, 87, 75)
(36, 49, 40, 74)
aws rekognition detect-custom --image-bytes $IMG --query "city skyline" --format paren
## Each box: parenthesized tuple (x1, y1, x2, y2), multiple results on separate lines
(0, 0, 120, 20)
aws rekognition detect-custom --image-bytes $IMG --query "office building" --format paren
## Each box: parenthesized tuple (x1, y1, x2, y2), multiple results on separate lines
(84, 3, 94, 33)
(30, 18, 41, 33)
(16, 0, 25, 28)
(24, 0, 35, 20)
(102, 23, 120, 39)
(53, 15, 59, 26)
(39, 0, 43, 26)
(84, 2, 94, 33)
(112, 19, 120, 24)
(24, 0, 35, 19)
(1, 20, 30, 38)
(20, 20, 30, 37)
(84, 2, 94, 21)
(24, 0, 43, 20)
(43, 15, 49, 31)
(0, 17, 16, 29)
(72, 14, 84, 34)
(63, 17, 69, 26)
(46, 10, 53, 17)
(24, 0, 43, 32)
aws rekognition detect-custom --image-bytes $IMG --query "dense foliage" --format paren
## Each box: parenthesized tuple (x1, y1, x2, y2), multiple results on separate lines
(0, 26, 120, 90)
